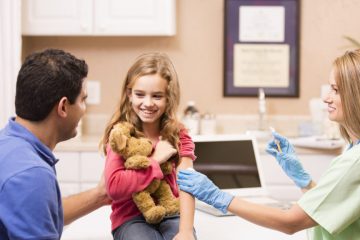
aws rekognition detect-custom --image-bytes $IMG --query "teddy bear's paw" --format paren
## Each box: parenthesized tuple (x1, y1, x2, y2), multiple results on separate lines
(164, 199, 180, 216)
(145, 179, 161, 193)
(124, 156, 150, 169)
(160, 161, 173, 175)
(143, 206, 166, 224)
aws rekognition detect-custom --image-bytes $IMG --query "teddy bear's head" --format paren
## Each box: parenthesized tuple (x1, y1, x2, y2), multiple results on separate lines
(109, 122, 153, 159)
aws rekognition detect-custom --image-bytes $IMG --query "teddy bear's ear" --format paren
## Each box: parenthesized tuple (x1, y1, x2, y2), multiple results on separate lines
(117, 134, 128, 151)
(109, 128, 128, 153)
(124, 122, 135, 136)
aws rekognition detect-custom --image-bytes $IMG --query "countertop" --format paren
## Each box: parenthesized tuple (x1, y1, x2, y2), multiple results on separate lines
(54, 135, 103, 152)
(54, 134, 344, 155)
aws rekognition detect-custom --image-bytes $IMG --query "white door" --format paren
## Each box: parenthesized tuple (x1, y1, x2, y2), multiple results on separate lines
(22, 0, 93, 35)
(94, 0, 176, 36)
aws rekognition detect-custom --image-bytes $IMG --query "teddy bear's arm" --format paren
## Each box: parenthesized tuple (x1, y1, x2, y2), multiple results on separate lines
(124, 155, 151, 169)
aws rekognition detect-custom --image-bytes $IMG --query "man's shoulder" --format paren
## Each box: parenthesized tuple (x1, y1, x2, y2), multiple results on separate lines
(0, 164, 56, 195)
(0, 132, 32, 151)
(0, 137, 54, 188)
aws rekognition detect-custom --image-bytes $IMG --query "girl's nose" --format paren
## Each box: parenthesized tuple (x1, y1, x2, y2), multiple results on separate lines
(144, 96, 154, 106)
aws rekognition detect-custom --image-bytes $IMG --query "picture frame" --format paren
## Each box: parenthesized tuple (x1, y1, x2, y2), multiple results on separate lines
(224, 0, 300, 97)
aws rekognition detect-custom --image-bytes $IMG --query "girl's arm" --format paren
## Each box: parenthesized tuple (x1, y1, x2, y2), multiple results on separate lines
(175, 156, 196, 240)
(105, 141, 177, 200)
(105, 146, 164, 200)
(174, 128, 197, 240)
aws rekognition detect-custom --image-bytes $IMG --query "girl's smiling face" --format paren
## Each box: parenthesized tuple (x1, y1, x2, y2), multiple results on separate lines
(128, 74, 167, 128)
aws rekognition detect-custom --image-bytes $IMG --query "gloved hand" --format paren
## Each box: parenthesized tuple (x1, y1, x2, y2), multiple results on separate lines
(177, 169, 234, 213)
(266, 131, 312, 188)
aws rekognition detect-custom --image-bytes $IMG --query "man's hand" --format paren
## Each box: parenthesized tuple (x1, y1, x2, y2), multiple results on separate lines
(96, 171, 112, 206)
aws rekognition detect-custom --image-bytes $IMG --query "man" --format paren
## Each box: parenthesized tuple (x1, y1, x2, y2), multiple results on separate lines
(0, 49, 110, 239)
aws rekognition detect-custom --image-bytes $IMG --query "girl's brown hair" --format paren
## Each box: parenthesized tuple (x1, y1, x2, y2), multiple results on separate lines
(101, 52, 182, 157)
(333, 49, 360, 142)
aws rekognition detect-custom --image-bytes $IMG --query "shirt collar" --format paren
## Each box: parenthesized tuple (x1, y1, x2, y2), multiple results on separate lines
(4, 117, 58, 166)
(347, 139, 360, 151)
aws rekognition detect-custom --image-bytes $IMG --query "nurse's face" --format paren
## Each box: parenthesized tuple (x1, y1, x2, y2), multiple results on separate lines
(323, 68, 343, 124)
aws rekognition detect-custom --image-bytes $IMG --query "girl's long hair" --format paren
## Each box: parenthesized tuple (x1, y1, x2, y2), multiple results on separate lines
(333, 49, 360, 143)
(101, 52, 182, 159)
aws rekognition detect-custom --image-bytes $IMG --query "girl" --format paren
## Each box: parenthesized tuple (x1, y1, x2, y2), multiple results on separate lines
(177, 49, 360, 239)
(101, 52, 197, 240)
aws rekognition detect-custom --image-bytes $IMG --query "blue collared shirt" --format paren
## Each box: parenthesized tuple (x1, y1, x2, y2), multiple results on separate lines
(0, 118, 63, 240)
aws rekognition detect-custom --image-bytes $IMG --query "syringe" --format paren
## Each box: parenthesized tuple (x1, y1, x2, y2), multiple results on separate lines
(269, 127, 282, 153)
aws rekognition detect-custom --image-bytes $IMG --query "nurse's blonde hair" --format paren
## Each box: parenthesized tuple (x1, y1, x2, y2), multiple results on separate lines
(333, 49, 360, 142)
(101, 52, 182, 160)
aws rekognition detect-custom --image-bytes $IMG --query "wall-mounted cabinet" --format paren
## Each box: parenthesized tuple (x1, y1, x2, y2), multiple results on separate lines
(22, 0, 176, 36)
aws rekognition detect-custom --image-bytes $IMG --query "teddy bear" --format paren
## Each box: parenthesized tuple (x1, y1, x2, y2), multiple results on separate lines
(109, 121, 180, 224)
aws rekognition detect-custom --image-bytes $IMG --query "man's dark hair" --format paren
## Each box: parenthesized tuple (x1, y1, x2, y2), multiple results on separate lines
(15, 49, 88, 121)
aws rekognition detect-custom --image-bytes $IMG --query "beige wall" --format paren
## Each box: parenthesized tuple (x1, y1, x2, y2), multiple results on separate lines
(22, 0, 360, 117)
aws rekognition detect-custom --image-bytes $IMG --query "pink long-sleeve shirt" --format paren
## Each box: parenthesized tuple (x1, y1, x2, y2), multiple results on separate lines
(104, 128, 196, 231)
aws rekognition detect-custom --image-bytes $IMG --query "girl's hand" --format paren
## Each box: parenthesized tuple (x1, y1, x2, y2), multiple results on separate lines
(151, 140, 177, 164)
(173, 230, 195, 240)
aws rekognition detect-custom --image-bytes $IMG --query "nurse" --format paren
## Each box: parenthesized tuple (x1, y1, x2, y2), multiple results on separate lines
(177, 49, 360, 239)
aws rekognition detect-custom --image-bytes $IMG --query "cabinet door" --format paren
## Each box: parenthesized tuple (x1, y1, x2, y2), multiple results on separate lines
(94, 0, 176, 36)
(260, 153, 335, 200)
(80, 151, 104, 183)
(54, 152, 81, 197)
(54, 152, 81, 182)
(22, 0, 93, 35)
(260, 153, 335, 185)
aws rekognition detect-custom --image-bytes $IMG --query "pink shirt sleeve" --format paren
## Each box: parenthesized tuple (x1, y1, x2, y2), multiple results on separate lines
(104, 145, 164, 201)
(178, 128, 196, 161)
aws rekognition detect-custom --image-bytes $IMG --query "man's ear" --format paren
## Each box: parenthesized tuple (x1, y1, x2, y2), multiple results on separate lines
(57, 97, 68, 118)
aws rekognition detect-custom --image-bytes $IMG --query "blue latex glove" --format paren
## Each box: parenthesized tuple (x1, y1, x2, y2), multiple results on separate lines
(266, 131, 311, 188)
(177, 169, 234, 213)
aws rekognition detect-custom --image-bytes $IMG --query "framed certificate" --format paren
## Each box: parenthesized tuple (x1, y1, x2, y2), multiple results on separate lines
(224, 0, 300, 97)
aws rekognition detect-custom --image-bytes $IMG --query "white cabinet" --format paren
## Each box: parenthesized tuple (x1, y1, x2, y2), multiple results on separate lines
(22, 0, 93, 35)
(54, 150, 104, 196)
(260, 152, 337, 200)
(94, 0, 176, 36)
(22, 0, 176, 36)
(55, 152, 81, 182)
(80, 152, 104, 182)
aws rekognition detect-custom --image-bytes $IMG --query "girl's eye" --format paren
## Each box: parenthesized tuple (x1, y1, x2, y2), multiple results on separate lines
(154, 95, 163, 99)
(135, 93, 144, 97)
